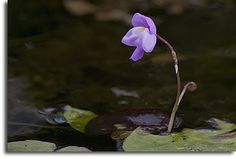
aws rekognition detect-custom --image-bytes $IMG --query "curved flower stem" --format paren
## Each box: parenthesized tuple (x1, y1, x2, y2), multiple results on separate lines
(156, 35, 181, 133)
(177, 82, 197, 106)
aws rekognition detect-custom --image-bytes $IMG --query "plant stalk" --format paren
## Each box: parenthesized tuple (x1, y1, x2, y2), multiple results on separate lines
(177, 81, 197, 106)
(156, 35, 181, 133)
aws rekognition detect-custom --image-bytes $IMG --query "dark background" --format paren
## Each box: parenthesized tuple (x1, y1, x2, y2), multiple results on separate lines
(8, 0, 236, 151)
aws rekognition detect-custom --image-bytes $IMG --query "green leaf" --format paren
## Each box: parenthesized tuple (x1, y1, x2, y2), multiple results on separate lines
(7, 140, 92, 152)
(63, 105, 97, 133)
(7, 140, 56, 152)
(123, 118, 236, 152)
(57, 146, 91, 152)
(207, 118, 236, 133)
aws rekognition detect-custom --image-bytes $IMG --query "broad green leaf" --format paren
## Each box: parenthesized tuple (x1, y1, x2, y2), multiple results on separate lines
(57, 146, 91, 152)
(123, 118, 236, 152)
(63, 106, 97, 133)
(7, 140, 92, 152)
(207, 118, 236, 133)
(7, 140, 56, 152)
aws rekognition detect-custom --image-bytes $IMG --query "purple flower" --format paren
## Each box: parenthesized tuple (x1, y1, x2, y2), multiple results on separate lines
(121, 13, 157, 61)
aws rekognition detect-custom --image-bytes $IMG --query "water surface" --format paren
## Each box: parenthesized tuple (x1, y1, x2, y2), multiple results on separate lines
(8, 1, 236, 151)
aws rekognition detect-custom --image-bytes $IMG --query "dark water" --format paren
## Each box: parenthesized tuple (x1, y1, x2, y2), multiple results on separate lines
(8, 1, 236, 151)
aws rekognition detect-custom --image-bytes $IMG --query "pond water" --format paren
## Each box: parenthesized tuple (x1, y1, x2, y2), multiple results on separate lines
(8, 1, 236, 151)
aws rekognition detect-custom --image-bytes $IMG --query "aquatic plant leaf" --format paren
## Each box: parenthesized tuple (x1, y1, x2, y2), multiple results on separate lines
(123, 118, 236, 152)
(63, 106, 97, 133)
(7, 140, 56, 152)
(57, 146, 91, 152)
(207, 118, 236, 133)
(7, 140, 92, 152)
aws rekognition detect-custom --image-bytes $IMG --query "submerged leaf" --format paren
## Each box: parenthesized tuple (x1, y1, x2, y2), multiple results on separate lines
(85, 108, 182, 136)
(7, 140, 56, 152)
(123, 118, 236, 152)
(63, 105, 97, 133)
(111, 130, 133, 140)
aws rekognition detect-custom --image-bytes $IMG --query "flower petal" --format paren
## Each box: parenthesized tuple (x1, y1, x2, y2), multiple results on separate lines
(141, 32, 156, 53)
(131, 13, 157, 35)
(129, 47, 145, 61)
(121, 27, 145, 47)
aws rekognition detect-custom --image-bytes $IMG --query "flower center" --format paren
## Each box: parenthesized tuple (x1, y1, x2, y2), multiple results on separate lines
(136, 27, 146, 31)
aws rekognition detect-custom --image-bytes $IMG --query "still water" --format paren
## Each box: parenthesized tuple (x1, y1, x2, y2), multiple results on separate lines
(8, 1, 236, 151)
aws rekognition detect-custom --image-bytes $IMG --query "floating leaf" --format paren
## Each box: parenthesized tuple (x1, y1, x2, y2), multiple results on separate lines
(8, 140, 92, 152)
(57, 146, 91, 152)
(206, 118, 236, 133)
(7, 140, 56, 152)
(63, 105, 97, 133)
(123, 118, 236, 152)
